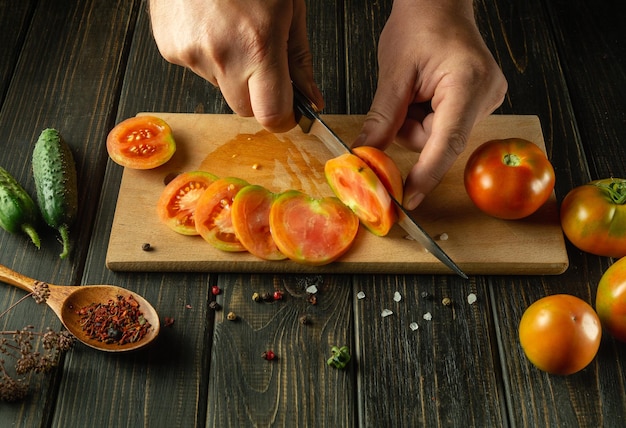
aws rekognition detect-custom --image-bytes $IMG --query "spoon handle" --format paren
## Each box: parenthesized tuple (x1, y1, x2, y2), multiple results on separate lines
(0, 263, 40, 294)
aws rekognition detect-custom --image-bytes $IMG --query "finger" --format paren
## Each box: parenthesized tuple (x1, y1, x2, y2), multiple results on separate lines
(353, 66, 415, 149)
(214, 75, 254, 117)
(247, 64, 295, 132)
(402, 95, 476, 210)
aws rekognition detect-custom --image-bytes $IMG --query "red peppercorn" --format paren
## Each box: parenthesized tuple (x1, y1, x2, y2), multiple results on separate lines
(211, 286, 221, 296)
(262, 350, 276, 361)
(273, 290, 284, 300)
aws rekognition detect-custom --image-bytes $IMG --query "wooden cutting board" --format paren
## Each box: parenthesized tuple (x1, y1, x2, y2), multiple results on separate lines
(106, 113, 569, 275)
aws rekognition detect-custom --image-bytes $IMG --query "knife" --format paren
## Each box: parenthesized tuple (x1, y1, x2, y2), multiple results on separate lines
(292, 85, 468, 279)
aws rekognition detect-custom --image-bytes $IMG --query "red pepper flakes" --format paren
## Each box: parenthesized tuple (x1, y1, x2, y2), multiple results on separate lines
(77, 295, 151, 345)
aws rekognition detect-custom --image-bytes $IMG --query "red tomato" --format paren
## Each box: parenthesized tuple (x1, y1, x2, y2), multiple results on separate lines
(157, 170, 218, 235)
(464, 138, 555, 219)
(269, 190, 359, 266)
(231, 185, 286, 261)
(518, 294, 601, 375)
(107, 116, 176, 169)
(352, 146, 404, 201)
(195, 177, 249, 252)
(560, 178, 626, 258)
(325, 152, 396, 236)
(596, 256, 626, 342)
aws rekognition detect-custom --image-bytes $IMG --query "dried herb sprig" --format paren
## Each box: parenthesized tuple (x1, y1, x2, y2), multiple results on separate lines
(0, 281, 73, 402)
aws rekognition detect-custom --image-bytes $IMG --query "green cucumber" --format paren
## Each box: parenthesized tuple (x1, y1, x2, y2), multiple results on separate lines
(0, 167, 41, 248)
(32, 128, 78, 259)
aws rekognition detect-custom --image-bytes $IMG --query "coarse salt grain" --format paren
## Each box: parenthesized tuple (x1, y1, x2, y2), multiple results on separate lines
(357, 291, 366, 300)
(467, 293, 477, 304)
(393, 291, 402, 302)
(409, 322, 419, 331)
(381, 309, 393, 318)
(439, 232, 449, 241)
(306, 285, 318, 294)
(423, 312, 432, 321)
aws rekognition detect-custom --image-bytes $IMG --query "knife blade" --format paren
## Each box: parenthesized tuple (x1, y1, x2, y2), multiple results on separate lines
(293, 85, 468, 279)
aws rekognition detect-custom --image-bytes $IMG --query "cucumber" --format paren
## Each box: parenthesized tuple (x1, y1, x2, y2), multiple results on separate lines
(32, 128, 78, 259)
(0, 167, 41, 248)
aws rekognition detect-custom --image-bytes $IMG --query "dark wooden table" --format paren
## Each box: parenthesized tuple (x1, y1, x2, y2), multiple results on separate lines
(1, 0, 625, 426)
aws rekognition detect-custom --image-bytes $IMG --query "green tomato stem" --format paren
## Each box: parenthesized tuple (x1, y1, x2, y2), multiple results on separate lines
(503, 153, 521, 167)
(596, 180, 626, 204)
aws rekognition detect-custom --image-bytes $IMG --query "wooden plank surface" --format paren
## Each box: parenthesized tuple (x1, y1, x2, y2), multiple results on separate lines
(1, 0, 624, 426)
(107, 113, 568, 275)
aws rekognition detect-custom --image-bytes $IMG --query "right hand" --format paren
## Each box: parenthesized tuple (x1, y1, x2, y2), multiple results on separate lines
(149, 0, 324, 133)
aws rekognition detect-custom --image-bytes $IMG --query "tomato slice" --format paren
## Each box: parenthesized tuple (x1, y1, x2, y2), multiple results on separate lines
(325, 152, 396, 236)
(231, 185, 286, 261)
(269, 190, 359, 266)
(157, 171, 218, 235)
(107, 116, 176, 169)
(195, 177, 249, 252)
(352, 146, 404, 201)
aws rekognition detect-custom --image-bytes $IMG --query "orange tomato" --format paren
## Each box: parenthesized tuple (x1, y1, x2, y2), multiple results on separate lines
(560, 178, 626, 258)
(231, 184, 286, 261)
(195, 177, 249, 252)
(519, 294, 601, 375)
(107, 116, 176, 169)
(325, 150, 397, 236)
(464, 138, 555, 219)
(596, 256, 626, 342)
(157, 171, 218, 235)
(352, 146, 404, 201)
(269, 190, 359, 266)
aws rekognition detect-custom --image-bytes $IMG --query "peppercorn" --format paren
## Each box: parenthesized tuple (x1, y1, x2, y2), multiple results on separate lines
(307, 294, 317, 305)
(252, 292, 261, 302)
(273, 290, 284, 301)
(421, 291, 433, 300)
(211, 285, 221, 296)
(261, 350, 276, 360)
(299, 314, 309, 325)
(262, 292, 274, 302)
(141, 243, 152, 251)
(442, 297, 452, 306)
(208, 301, 221, 311)
(227, 311, 237, 321)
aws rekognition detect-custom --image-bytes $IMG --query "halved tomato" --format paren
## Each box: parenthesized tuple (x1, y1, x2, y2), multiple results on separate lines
(325, 152, 396, 236)
(157, 170, 218, 235)
(352, 146, 403, 201)
(195, 177, 249, 252)
(107, 116, 176, 169)
(269, 190, 359, 266)
(231, 185, 286, 261)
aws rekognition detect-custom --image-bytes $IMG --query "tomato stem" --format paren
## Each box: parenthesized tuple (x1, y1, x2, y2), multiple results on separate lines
(596, 180, 626, 204)
(503, 153, 521, 166)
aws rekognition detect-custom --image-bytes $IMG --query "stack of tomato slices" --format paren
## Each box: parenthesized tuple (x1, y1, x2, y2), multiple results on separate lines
(156, 146, 403, 266)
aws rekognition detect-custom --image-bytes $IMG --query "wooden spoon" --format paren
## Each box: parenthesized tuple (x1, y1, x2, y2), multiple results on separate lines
(0, 263, 160, 352)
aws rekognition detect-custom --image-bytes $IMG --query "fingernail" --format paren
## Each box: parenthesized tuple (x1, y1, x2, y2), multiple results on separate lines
(404, 193, 425, 211)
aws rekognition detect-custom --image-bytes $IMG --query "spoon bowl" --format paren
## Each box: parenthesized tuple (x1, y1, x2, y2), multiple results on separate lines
(0, 263, 160, 352)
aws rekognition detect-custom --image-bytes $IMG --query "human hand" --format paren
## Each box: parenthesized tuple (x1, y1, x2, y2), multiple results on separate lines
(149, 0, 324, 133)
(353, 0, 507, 210)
